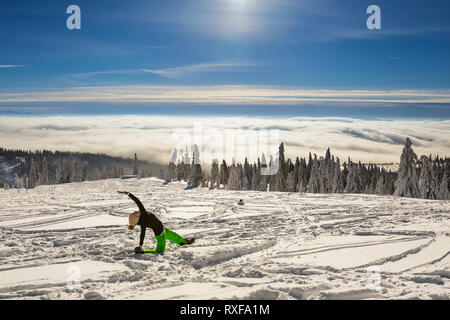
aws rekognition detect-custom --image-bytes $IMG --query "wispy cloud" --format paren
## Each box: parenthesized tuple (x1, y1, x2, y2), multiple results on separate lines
(291, 24, 450, 44)
(65, 62, 259, 80)
(141, 62, 260, 78)
(0, 65, 24, 68)
(0, 85, 449, 104)
(68, 69, 142, 79)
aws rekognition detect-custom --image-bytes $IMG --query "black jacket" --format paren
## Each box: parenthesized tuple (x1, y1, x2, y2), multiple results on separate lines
(128, 193, 164, 246)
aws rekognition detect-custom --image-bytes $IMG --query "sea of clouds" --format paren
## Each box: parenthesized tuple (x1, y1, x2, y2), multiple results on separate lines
(1, 115, 449, 165)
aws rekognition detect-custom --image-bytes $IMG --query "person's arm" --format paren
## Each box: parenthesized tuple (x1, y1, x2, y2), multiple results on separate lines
(118, 191, 146, 214)
(128, 193, 147, 214)
(139, 226, 146, 247)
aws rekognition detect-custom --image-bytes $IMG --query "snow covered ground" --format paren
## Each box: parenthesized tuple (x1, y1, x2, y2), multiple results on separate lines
(0, 177, 448, 300)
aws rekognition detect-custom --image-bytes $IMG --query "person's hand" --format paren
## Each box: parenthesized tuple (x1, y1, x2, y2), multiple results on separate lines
(117, 191, 128, 195)
(134, 246, 143, 254)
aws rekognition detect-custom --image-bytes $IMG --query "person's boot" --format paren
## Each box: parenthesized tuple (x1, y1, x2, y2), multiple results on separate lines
(134, 246, 144, 254)
(180, 238, 195, 246)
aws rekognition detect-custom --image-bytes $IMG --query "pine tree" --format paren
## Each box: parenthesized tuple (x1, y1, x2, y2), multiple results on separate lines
(14, 173, 21, 190)
(227, 160, 242, 190)
(274, 143, 287, 192)
(237, 163, 244, 189)
(81, 161, 89, 181)
(243, 158, 252, 190)
(133, 153, 139, 176)
(183, 147, 191, 181)
(176, 160, 184, 181)
(69, 157, 76, 182)
(332, 158, 344, 193)
(345, 160, 361, 193)
(210, 159, 220, 189)
(251, 163, 260, 191)
(95, 167, 101, 180)
(101, 165, 107, 180)
(375, 169, 387, 195)
(394, 138, 421, 198)
(28, 158, 38, 188)
(54, 160, 62, 184)
(287, 170, 297, 192)
(418, 155, 438, 199)
(307, 155, 321, 193)
(189, 145, 203, 187)
(219, 160, 228, 186)
(168, 148, 177, 181)
(39, 157, 49, 185)
(438, 172, 449, 200)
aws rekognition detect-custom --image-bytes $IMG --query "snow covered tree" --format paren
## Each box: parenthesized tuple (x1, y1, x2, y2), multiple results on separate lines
(189, 145, 203, 187)
(176, 160, 184, 181)
(438, 172, 449, 200)
(81, 161, 89, 181)
(133, 153, 139, 176)
(94, 167, 100, 180)
(320, 148, 333, 193)
(418, 155, 438, 199)
(296, 158, 307, 193)
(28, 158, 39, 188)
(345, 160, 361, 194)
(394, 138, 421, 198)
(238, 163, 244, 189)
(273, 143, 288, 192)
(268, 155, 277, 191)
(39, 157, 49, 185)
(227, 160, 242, 190)
(251, 162, 261, 191)
(258, 153, 269, 191)
(101, 165, 107, 180)
(182, 147, 191, 181)
(168, 148, 177, 181)
(307, 155, 321, 193)
(67, 156, 76, 182)
(219, 160, 229, 186)
(54, 160, 62, 184)
(14, 173, 21, 190)
(210, 159, 220, 189)
(287, 170, 297, 192)
(243, 158, 252, 190)
(375, 169, 388, 195)
(331, 158, 344, 193)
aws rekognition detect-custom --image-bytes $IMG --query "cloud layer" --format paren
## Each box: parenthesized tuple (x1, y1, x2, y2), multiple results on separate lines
(0, 116, 449, 165)
(0, 86, 449, 104)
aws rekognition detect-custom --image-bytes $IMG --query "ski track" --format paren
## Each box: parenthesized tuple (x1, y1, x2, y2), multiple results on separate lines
(0, 177, 449, 300)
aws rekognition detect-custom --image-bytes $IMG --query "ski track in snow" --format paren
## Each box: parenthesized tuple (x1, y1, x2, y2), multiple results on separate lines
(0, 177, 449, 300)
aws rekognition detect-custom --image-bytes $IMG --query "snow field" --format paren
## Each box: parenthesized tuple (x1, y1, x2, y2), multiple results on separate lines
(0, 177, 448, 300)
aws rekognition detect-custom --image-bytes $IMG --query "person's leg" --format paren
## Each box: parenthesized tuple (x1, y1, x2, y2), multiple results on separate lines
(164, 227, 187, 245)
(155, 232, 166, 252)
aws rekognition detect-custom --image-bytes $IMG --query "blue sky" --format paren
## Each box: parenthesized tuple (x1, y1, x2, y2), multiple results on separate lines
(0, 0, 449, 118)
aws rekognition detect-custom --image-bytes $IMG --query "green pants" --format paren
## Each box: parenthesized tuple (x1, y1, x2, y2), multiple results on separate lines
(155, 227, 187, 253)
